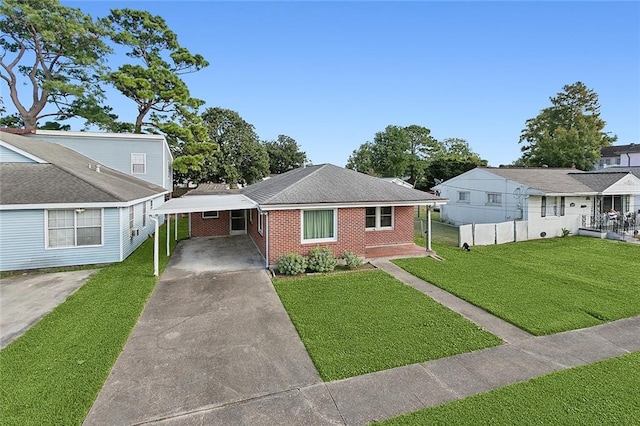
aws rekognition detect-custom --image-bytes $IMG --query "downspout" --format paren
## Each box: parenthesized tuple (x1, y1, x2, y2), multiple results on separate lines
(626, 152, 631, 167)
(151, 215, 159, 276)
(264, 211, 270, 269)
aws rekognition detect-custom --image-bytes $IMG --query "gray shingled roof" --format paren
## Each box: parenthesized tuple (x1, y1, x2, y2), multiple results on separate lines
(600, 143, 640, 157)
(589, 166, 640, 179)
(1, 132, 167, 205)
(483, 168, 594, 193)
(240, 164, 444, 205)
(569, 172, 631, 192)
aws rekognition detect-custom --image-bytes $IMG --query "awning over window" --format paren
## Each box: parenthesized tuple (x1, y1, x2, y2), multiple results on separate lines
(150, 194, 258, 215)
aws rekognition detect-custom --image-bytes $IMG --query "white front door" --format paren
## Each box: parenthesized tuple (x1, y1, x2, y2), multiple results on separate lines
(230, 210, 246, 235)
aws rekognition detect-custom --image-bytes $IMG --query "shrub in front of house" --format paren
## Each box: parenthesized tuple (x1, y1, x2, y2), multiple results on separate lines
(341, 251, 363, 269)
(307, 246, 337, 273)
(277, 253, 308, 275)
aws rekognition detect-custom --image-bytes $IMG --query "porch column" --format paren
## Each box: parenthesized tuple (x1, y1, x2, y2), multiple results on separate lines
(166, 214, 170, 256)
(175, 213, 178, 241)
(427, 205, 432, 252)
(151, 216, 159, 276)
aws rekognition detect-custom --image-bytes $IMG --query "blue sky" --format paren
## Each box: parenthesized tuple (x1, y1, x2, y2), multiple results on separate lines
(23, 2, 640, 166)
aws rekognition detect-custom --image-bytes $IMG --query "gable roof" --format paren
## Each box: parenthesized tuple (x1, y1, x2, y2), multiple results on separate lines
(589, 166, 640, 179)
(568, 172, 632, 192)
(0, 132, 167, 206)
(241, 163, 445, 206)
(481, 168, 594, 193)
(601, 143, 640, 157)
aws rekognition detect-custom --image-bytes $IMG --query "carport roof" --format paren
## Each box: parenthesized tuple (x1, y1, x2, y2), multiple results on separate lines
(150, 194, 257, 215)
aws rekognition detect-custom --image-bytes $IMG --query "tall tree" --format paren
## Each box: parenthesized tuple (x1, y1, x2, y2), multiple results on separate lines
(420, 138, 487, 190)
(0, 0, 113, 129)
(347, 124, 440, 185)
(518, 82, 617, 170)
(346, 142, 374, 175)
(201, 107, 269, 185)
(263, 135, 308, 174)
(104, 8, 209, 133)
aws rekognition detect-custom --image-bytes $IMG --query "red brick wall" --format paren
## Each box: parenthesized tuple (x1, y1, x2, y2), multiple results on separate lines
(364, 206, 414, 247)
(190, 211, 230, 237)
(266, 206, 413, 265)
(246, 209, 266, 258)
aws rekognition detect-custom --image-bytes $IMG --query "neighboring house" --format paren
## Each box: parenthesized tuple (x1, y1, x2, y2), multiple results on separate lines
(433, 167, 640, 239)
(0, 132, 168, 272)
(596, 143, 640, 169)
(152, 164, 447, 267)
(23, 130, 173, 191)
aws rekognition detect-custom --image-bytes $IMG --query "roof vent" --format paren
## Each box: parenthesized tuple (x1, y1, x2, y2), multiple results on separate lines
(88, 163, 92, 169)
(96, 165, 101, 173)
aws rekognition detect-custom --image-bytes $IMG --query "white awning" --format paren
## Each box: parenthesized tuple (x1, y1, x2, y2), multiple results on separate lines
(150, 194, 258, 215)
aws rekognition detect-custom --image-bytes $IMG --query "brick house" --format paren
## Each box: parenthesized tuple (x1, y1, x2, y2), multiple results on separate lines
(152, 164, 446, 269)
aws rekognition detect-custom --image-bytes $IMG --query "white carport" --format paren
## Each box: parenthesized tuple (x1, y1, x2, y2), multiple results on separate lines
(149, 194, 258, 276)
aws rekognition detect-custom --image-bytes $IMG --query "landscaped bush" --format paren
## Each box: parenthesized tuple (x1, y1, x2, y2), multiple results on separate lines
(276, 253, 308, 275)
(307, 246, 337, 272)
(341, 251, 363, 269)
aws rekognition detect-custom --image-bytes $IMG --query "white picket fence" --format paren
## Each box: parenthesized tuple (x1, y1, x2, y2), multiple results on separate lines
(459, 220, 529, 247)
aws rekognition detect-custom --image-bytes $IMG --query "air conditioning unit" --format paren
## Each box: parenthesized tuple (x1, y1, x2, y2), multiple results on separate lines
(130, 228, 140, 237)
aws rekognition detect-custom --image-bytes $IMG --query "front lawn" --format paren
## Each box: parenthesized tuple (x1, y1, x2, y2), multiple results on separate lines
(379, 350, 640, 425)
(0, 219, 189, 426)
(394, 237, 640, 335)
(273, 270, 501, 381)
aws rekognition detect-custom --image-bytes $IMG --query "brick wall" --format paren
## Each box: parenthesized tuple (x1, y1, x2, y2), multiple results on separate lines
(364, 206, 414, 247)
(190, 211, 230, 237)
(246, 209, 266, 258)
(266, 206, 414, 265)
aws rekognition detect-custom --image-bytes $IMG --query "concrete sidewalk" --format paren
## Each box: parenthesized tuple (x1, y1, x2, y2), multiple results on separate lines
(150, 315, 640, 425)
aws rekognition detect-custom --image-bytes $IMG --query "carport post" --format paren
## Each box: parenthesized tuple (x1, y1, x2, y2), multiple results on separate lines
(151, 215, 159, 276)
(427, 205, 432, 252)
(174, 213, 178, 240)
(166, 214, 170, 256)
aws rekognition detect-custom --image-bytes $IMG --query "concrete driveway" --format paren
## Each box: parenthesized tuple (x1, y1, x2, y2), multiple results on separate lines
(0, 269, 97, 349)
(84, 237, 321, 425)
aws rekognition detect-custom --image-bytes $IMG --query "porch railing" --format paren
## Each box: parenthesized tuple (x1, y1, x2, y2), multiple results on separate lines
(581, 213, 639, 237)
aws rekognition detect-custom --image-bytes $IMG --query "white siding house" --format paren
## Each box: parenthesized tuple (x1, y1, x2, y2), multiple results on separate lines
(434, 167, 640, 240)
(0, 132, 168, 272)
(25, 130, 173, 191)
(596, 144, 640, 169)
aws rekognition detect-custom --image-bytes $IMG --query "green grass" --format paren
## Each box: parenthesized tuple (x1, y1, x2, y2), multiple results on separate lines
(414, 208, 459, 246)
(394, 237, 640, 335)
(379, 351, 640, 425)
(0, 218, 189, 426)
(273, 270, 501, 381)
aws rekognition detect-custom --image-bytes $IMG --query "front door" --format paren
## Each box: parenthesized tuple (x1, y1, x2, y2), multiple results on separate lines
(230, 210, 246, 235)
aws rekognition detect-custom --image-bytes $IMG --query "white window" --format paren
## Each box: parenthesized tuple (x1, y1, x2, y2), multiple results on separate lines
(143, 202, 147, 227)
(541, 196, 565, 217)
(249, 209, 253, 224)
(302, 209, 337, 243)
(257, 212, 263, 235)
(129, 206, 135, 231)
(365, 206, 394, 229)
(202, 211, 219, 219)
(131, 153, 146, 174)
(458, 191, 470, 203)
(486, 192, 502, 205)
(47, 209, 102, 248)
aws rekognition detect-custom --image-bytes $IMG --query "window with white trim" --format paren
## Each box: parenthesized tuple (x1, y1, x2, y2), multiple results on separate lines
(458, 191, 470, 203)
(47, 209, 102, 248)
(202, 211, 219, 219)
(486, 192, 502, 205)
(541, 196, 565, 217)
(302, 209, 337, 242)
(257, 212, 263, 235)
(129, 206, 135, 231)
(131, 153, 146, 174)
(143, 202, 147, 227)
(365, 206, 393, 229)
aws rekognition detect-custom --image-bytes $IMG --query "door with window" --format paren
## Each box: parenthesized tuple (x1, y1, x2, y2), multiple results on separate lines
(230, 210, 246, 235)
